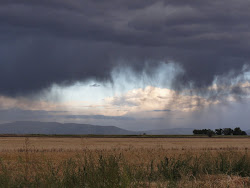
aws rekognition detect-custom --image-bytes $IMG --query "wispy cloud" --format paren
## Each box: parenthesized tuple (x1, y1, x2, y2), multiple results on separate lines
(89, 83, 101, 87)
(105, 86, 219, 115)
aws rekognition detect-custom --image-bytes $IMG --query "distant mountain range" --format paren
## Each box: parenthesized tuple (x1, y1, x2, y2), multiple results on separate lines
(0, 121, 248, 135)
(0, 121, 135, 135)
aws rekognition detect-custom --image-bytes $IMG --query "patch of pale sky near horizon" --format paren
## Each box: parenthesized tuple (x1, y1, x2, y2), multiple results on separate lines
(41, 60, 250, 107)
(44, 62, 179, 104)
(34, 99, 250, 131)
(1, 88, 250, 130)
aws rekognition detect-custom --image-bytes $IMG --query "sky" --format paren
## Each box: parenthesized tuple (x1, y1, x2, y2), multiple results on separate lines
(1, 0, 250, 131)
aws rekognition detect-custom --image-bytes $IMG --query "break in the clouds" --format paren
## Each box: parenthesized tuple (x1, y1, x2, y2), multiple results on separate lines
(0, 0, 250, 97)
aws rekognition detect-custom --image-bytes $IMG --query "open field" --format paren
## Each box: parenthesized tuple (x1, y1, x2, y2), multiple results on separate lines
(0, 136, 249, 151)
(0, 136, 249, 187)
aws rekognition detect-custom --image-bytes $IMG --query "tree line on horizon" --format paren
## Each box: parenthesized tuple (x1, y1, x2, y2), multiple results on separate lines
(193, 127, 247, 137)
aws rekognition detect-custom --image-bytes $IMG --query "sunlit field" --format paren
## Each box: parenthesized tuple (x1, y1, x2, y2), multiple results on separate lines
(0, 136, 249, 187)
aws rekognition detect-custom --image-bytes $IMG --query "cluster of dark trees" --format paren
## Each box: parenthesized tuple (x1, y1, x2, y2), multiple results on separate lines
(193, 127, 247, 137)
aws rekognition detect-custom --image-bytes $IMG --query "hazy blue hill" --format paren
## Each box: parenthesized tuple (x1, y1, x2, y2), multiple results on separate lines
(0, 121, 136, 135)
(0, 121, 206, 135)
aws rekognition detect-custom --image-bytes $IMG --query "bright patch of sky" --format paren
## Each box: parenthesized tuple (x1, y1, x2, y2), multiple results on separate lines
(46, 62, 180, 104)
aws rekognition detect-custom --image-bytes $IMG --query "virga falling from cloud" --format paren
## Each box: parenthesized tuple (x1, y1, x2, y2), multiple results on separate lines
(0, 0, 250, 99)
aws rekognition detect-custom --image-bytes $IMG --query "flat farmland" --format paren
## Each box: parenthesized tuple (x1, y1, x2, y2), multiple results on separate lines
(0, 136, 249, 151)
(0, 136, 249, 187)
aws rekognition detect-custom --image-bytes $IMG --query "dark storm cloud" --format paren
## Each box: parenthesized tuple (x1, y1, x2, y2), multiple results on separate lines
(1, 0, 250, 96)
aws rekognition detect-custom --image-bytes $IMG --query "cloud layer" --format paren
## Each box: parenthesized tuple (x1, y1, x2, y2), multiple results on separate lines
(1, 0, 250, 97)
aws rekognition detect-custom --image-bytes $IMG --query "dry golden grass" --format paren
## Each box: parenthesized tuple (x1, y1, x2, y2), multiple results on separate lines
(0, 136, 249, 187)
(0, 137, 248, 164)
(0, 137, 249, 151)
(154, 175, 250, 188)
(0, 137, 249, 161)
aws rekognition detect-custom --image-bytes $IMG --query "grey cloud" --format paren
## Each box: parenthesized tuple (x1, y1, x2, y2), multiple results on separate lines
(0, 0, 250, 98)
(0, 108, 134, 122)
(0, 108, 56, 122)
(63, 115, 134, 121)
(149, 117, 165, 120)
(153, 109, 171, 112)
(89, 83, 101, 87)
(111, 96, 138, 107)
